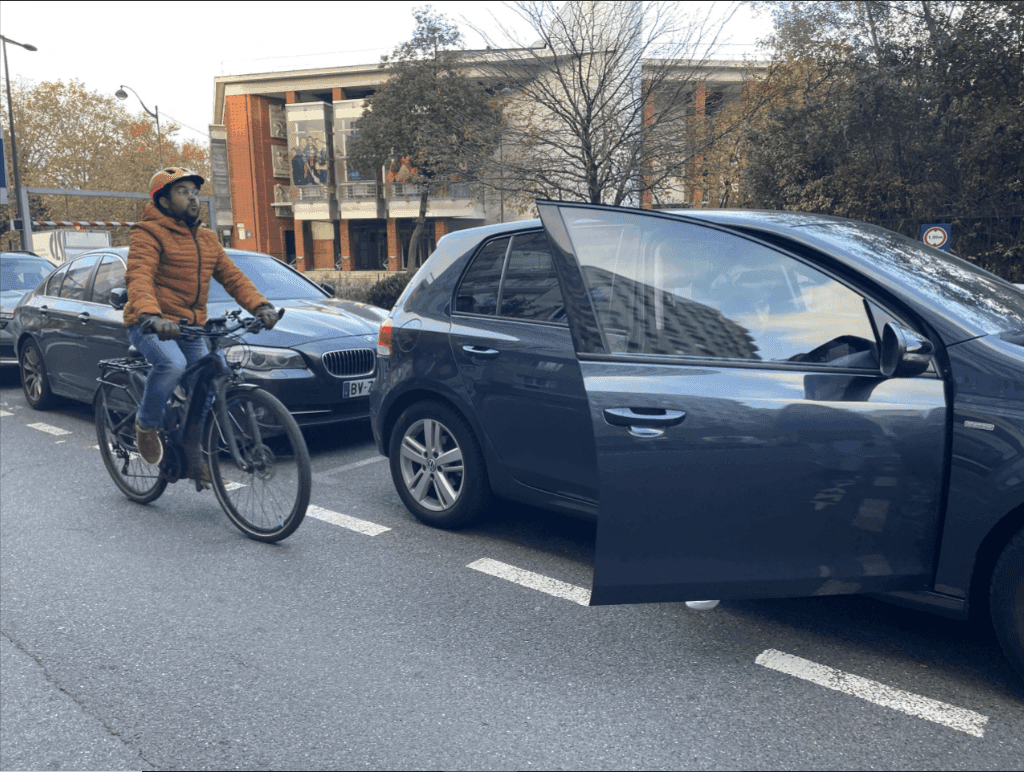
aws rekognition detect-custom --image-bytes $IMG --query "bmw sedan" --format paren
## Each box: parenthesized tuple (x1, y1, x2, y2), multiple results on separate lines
(12, 247, 386, 427)
(1, 252, 55, 366)
(369, 201, 1024, 682)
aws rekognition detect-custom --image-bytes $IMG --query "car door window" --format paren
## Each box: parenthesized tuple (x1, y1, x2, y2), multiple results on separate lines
(455, 236, 509, 315)
(44, 265, 69, 297)
(499, 232, 566, 323)
(562, 210, 877, 367)
(90, 255, 126, 305)
(58, 255, 101, 302)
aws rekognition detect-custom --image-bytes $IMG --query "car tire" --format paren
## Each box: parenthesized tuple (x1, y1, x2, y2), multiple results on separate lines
(388, 401, 490, 529)
(19, 339, 56, 410)
(990, 527, 1024, 682)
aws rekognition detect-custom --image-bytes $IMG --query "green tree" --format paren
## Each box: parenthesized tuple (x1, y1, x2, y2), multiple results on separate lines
(741, 1, 1024, 277)
(2, 78, 210, 250)
(348, 6, 501, 267)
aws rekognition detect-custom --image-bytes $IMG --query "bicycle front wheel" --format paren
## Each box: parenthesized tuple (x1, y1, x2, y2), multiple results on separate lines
(205, 387, 311, 542)
(94, 374, 168, 504)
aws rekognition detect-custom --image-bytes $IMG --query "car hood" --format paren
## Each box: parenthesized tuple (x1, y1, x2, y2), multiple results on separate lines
(1, 288, 31, 313)
(206, 296, 387, 346)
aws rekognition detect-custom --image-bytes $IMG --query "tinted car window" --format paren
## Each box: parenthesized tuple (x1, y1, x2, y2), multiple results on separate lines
(90, 255, 126, 305)
(1, 257, 52, 292)
(455, 237, 509, 315)
(563, 209, 876, 365)
(499, 232, 565, 323)
(44, 264, 70, 297)
(59, 255, 101, 302)
(207, 255, 328, 302)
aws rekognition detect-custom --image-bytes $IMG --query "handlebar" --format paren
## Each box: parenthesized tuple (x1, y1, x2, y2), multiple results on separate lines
(177, 308, 285, 339)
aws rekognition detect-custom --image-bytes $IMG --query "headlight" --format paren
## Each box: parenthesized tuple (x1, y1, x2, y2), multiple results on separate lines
(0, 311, 13, 321)
(225, 345, 306, 371)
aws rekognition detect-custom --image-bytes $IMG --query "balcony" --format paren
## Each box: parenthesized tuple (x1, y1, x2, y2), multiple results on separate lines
(337, 182, 384, 219)
(384, 182, 484, 219)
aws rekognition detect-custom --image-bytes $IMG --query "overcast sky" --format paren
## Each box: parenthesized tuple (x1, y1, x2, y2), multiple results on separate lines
(2, 1, 766, 147)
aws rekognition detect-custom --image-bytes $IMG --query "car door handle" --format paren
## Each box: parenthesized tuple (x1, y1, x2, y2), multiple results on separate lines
(603, 407, 687, 428)
(462, 345, 500, 359)
(77, 312, 91, 323)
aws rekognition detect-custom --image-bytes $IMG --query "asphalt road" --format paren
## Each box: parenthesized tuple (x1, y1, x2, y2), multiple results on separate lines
(1, 367, 1023, 771)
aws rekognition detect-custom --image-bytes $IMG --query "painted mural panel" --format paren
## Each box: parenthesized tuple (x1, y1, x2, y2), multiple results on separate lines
(286, 103, 334, 202)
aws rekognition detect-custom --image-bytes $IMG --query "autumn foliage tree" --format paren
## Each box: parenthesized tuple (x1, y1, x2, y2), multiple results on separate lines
(2, 79, 210, 249)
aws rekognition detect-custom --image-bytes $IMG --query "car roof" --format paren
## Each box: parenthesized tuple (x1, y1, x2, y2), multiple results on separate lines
(95, 246, 280, 261)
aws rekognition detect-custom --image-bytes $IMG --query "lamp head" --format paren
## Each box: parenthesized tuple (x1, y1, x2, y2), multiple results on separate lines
(115, 88, 128, 100)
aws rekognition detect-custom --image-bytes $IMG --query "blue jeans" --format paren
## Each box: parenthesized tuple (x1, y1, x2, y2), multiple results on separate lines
(127, 324, 209, 430)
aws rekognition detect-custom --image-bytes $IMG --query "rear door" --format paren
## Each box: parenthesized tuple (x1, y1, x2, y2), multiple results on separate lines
(538, 202, 948, 605)
(49, 253, 104, 395)
(75, 253, 130, 396)
(449, 230, 597, 502)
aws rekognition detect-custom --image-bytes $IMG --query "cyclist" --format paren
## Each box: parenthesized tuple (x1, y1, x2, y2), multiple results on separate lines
(123, 167, 279, 472)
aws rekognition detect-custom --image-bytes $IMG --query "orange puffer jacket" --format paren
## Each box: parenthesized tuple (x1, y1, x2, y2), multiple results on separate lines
(123, 202, 269, 327)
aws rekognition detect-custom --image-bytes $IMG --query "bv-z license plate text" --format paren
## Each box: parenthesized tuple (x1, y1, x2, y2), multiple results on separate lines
(343, 378, 374, 398)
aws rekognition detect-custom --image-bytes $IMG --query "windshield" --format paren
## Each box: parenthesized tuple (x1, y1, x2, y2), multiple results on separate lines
(1, 257, 53, 292)
(208, 255, 327, 302)
(802, 221, 1024, 336)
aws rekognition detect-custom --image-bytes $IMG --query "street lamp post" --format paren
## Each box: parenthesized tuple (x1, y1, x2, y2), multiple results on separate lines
(115, 85, 163, 168)
(1, 34, 37, 251)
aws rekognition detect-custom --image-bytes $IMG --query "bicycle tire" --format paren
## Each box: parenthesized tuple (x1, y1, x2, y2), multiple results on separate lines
(94, 374, 168, 504)
(205, 387, 310, 542)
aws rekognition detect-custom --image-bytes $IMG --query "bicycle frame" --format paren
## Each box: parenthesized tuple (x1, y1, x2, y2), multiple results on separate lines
(97, 316, 266, 483)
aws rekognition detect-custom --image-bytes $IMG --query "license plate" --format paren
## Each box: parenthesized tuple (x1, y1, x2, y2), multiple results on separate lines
(343, 378, 374, 398)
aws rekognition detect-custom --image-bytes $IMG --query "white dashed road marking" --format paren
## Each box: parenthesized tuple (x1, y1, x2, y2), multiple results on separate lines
(316, 456, 388, 478)
(468, 558, 591, 606)
(27, 422, 71, 436)
(0, 410, 12, 417)
(755, 649, 989, 738)
(307, 505, 391, 535)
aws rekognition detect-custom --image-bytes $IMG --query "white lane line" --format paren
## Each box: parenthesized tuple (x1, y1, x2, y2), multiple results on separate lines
(316, 456, 388, 478)
(26, 422, 72, 436)
(306, 505, 391, 535)
(755, 649, 989, 738)
(467, 558, 591, 606)
(0, 410, 13, 417)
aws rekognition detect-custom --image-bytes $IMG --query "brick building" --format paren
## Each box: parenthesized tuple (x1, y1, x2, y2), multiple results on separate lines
(209, 57, 758, 272)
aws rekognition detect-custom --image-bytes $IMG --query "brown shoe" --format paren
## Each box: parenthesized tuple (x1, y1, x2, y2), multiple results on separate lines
(135, 421, 163, 465)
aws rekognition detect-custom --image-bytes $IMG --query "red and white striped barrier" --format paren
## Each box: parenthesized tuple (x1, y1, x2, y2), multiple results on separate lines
(33, 220, 137, 227)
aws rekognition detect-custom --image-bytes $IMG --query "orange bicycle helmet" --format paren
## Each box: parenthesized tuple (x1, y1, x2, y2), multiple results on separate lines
(149, 167, 205, 201)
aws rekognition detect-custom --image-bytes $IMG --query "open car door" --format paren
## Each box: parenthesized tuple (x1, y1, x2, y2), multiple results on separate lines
(537, 201, 949, 606)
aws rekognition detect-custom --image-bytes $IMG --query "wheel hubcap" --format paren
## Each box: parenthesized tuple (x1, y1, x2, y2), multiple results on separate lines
(22, 348, 43, 400)
(399, 418, 464, 512)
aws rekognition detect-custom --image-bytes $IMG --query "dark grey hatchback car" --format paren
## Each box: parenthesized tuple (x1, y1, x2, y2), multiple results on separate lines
(370, 201, 1024, 682)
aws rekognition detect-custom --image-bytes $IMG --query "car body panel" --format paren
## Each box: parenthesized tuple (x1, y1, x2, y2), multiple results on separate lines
(538, 201, 954, 606)
(934, 332, 1024, 600)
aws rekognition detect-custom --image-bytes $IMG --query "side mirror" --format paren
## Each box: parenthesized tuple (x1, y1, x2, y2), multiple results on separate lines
(880, 322, 933, 378)
(319, 283, 335, 297)
(109, 287, 128, 310)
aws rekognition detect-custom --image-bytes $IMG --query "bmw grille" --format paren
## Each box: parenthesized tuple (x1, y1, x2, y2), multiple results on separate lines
(323, 348, 375, 378)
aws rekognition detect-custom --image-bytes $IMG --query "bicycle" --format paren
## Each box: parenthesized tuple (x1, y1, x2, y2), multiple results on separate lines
(93, 308, 311, 543)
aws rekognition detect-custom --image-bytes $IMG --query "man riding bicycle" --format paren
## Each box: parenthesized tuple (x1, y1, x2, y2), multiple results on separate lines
(124, 167, 279, 471)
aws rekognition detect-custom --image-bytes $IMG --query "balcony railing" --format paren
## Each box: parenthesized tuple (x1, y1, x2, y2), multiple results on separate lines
(337, 182, 382, 199)
(383, 182, 479, 200)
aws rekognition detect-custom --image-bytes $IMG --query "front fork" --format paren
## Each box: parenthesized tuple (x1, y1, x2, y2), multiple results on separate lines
(213, 379, 264, 473)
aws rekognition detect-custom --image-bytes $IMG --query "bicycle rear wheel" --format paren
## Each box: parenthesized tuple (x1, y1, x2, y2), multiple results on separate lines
(94, 374, 168, 504)
(205, 387, 310, 542)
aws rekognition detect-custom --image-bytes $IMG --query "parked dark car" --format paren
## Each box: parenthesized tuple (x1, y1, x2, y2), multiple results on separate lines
(1, 252, 55, 366)
(370, 202, 1024, 681)
(12, 247, 386, 426)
